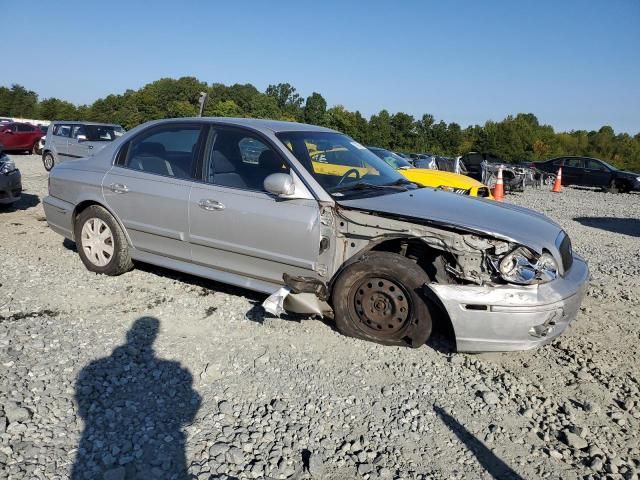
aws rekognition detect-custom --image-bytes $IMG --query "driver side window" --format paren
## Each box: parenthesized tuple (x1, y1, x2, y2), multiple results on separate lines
(205, 129, 289, 191)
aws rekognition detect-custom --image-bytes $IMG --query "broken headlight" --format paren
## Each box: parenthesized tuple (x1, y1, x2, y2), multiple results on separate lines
(498, 247, 558, 285)
(0, 159, 16, 175)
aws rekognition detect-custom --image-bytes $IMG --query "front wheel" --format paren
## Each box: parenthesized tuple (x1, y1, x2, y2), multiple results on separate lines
(74, 205, 133, 275)
(332, 251, 433, 348)
(32, 141, 41, 155)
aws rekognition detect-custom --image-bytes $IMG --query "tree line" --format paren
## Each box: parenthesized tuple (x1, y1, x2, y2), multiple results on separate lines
(1, 78, 639, 171)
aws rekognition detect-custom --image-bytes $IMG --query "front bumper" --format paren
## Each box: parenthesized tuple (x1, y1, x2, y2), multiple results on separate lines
(0, 170, 22, 204)
(428, 255, 589, 352)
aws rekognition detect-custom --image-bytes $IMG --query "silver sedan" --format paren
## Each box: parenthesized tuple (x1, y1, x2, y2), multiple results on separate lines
(43, 117, 589, 352)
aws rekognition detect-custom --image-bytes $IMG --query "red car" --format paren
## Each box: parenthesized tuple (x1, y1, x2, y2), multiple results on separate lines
(0, 122, 44, 154)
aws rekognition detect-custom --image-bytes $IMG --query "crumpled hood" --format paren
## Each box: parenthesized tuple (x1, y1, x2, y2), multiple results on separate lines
(339, 187, 564, 254)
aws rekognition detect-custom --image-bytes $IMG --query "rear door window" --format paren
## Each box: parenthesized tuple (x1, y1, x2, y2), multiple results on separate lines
(53, 125, 72, 137)
(17, 124, 35, 132)
(565, 158, 584, 168)
(125, 125, 202, 180)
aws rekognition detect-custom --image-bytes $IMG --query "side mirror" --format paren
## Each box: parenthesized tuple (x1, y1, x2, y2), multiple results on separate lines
(77, 134, 87, 142)
(264, 173, 295, 196)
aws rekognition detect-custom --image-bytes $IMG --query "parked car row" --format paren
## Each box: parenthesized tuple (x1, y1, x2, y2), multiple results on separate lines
(43, 117, 589, 352)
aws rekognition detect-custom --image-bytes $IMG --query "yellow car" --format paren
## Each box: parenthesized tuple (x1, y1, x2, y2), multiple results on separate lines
(368, 147, 493, 199)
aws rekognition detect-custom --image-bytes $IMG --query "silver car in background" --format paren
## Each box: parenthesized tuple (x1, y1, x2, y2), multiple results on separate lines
(43, 118, 589, 352)
(42, 121, 124, 171)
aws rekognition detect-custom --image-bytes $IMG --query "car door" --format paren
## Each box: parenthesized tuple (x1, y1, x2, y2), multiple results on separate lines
(583, 158, 612, 187)
(52, 124, 72, 161)
(562, 158, 583, 185)
(102, 123, 205, 261)
(0, 124, 19, 149)
(188, 126, 321, 284)
(16, 123, 37, 149)
(69, 124, 94, 158)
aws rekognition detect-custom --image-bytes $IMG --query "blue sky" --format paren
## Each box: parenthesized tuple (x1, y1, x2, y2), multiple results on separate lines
(2, 0, 639, 133)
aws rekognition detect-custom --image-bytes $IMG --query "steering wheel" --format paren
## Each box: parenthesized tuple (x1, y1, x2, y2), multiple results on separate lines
(336, 168, 361, 186)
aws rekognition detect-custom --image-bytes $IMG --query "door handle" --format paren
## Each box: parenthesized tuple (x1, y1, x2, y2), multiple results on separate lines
(109, 183, 129, 194)
(87, 145, 94, 149)
(198, 199, 225, 211)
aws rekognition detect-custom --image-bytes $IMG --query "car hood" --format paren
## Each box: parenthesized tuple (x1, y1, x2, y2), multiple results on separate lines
(619, 170, 640, 177)
(339, 187, 563, 253)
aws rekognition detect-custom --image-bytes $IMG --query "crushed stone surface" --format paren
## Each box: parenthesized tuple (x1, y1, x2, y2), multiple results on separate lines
(1, 155, 639, 479)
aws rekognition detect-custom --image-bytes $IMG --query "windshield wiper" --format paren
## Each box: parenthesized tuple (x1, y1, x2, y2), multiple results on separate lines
(331, 181, 409, 194)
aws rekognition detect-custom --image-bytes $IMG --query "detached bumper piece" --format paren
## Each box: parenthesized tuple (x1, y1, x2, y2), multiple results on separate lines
(427, 255, 589, 352)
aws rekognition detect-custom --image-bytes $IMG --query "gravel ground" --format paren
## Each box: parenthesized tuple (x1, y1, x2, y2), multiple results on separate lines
(1, 154, 639, 480)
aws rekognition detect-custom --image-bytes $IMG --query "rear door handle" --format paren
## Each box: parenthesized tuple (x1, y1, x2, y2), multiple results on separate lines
(109, 183, 129, 194)
(198, 199, 225, 211)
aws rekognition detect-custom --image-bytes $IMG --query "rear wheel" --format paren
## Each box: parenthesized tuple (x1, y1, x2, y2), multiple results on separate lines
(332, 251, 433, 348)
(74, 205, 133, 275)
(43, 152, 54, 171)
(605, 179, 619, 194)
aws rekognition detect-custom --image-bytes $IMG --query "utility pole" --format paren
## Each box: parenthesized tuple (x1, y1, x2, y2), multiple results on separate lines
(198, 92, 209, 117)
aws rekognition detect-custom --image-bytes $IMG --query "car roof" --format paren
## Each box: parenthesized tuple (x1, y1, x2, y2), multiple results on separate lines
(51, 121, 122, 127)
(140, 117, 339, 134)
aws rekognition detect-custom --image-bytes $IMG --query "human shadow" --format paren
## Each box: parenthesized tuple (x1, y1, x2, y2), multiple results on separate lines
(434, 405, 523, 480)
(72, 317, 201, 480)
(574, 216, 640, 238)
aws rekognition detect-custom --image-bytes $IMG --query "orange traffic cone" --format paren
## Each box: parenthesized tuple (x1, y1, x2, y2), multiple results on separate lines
(552, 167, 562, 193)
(492, 166, 504, 202)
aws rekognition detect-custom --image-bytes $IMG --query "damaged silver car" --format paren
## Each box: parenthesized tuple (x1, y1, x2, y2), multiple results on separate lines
(43, 118, 589, 352)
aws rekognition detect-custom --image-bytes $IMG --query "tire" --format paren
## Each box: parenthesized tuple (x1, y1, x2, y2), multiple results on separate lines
(605, 180, 619, 194)
(332, 251, 433, 348)
(42, 152, 55, 171)
(74, 205, 133, 275)
(32, 141, 40, 155)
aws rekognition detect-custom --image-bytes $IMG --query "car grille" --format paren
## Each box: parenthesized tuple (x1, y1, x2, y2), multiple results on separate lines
(558, 233, 573, 272)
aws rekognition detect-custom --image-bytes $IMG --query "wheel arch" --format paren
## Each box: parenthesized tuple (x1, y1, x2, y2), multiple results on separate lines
(73, 200, 133, 246)
(329, 235, 457, 343)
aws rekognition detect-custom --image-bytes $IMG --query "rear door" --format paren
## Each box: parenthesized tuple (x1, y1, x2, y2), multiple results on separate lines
(51, 124, 72, 161)
(188, 126, 321, 284)
(562, 158, 583, 185)
(102, 123, 204, 261)
(583, 159, 612, 187)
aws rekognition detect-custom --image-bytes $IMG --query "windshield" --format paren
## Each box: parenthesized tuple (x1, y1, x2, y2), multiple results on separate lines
(369, 148, 413, 169)
(276, 131, 414, 198)
(84, 125, 125, 142)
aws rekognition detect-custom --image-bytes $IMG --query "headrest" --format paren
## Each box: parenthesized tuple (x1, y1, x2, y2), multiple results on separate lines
(211, 150, 236, 174)
(136, 142, 166, 157)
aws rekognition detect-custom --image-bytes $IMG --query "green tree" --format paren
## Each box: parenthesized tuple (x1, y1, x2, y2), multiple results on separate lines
(303, 92, 327, 126)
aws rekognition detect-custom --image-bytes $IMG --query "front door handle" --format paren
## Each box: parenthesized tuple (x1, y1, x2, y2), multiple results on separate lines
(198, 199, 225, 211)
(109, 183, 129, 194)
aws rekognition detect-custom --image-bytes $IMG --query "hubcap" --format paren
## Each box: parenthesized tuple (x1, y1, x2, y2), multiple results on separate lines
(81, 218, 114, 267)
(353, 277, 411, 337)
(44, 155, 53, 169)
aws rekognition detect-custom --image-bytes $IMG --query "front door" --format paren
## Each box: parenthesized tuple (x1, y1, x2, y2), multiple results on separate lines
(0, 124, 20, 149)
(102, 123, 205, 261)
(188, 126, 321, 284)
(583, 158, 612, 187)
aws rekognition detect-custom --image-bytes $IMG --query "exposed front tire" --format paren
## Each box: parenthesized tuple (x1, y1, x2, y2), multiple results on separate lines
(32, 141, 41, 155)
(43, 152, 55, 171)
(74, 205, 133, 276)
(332, 251, 433, 348)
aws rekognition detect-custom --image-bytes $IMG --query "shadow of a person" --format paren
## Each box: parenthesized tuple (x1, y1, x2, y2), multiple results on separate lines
(72, 317, 201, 480)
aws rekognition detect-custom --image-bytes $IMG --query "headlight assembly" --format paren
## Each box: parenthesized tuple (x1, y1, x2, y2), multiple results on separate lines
(498, 247, 558, 285)
(0, 159, 16, 175)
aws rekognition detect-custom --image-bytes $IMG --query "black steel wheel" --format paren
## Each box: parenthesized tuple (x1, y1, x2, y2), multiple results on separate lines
(332, 251, 433, 348)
